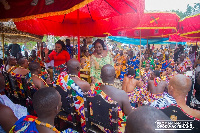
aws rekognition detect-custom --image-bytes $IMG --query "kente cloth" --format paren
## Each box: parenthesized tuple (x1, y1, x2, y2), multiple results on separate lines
(53, 63, 67, 84)
(30, 57, 44, 67)
(142, 57, 155, 69)
(90, 51, 114, 83)
(82, 56, 90, 69)
(114, 65, 121, 78)
(156, 60, 170, 71)
(127, 56, 140, 69)
(10, 71, 27, 99)
(141, 69, 151, 82)
(162, 72, 177, 84)
(56, 72, 86, 132)
(141, 90, 166, 105)
(0, 95, 27, 120)
(127, 87, 146, 105)
(150, 93, 177, 109)
(119, 65, 127, 81)
(10, 115, 78, 133)
(114, 54, 126, 65)
(88, 83, 126, 133)
(177, 58, 193, 72)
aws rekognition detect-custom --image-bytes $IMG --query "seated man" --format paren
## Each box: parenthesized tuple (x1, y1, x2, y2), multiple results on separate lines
(122, 68, 143, 93)
(147, 70, 168, 94)
(12, 57, 30, 76)
(151, 74, 200, 119)
(89, 64, 133, 133)
(161, 65, 177, 84)
(10, 87, 77, 133)
(125, 106, 175, 133)
(28, 62, 49, 90)
(0, 72, 27, 133)
(5, 56, 17, 72)
(56, 58, 90, 132)
(140, 70, 168, 105)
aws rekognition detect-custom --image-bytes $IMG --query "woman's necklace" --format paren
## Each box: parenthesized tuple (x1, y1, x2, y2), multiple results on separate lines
(35, 119, 60, 133)
(32, 74, 49, 87)
(102, 82, 114, 86)
(18, 66, 25, 69)
(97, 53, 103, 58)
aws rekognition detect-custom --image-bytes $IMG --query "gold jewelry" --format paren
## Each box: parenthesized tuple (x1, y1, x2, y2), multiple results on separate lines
(32, 74, 49, 87)
(35, 119, 60, 133)
(69, 74, 80, 78)
(69, 74, 85, 81)
(18, 66, 25, 69)
(102, 82, 114, 86)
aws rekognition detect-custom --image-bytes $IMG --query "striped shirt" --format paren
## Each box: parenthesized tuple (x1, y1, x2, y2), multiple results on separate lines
(150, 93, 177, 109)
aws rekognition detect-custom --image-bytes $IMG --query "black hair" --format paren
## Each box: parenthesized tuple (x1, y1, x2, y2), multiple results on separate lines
(66, 39, 70, 47)
(17, 57, 26, 66)
(56, 40, 66, 50)
(29, 62, 40, 72)
(153, 70, 160, 77)
(127, 68, 135, 76)
(168, 65, 174, 70)
(33, 87, 60, 116)
(93, 39, 106, 50)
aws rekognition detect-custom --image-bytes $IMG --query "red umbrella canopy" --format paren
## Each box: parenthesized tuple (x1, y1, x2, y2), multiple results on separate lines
(179, 13, 200, 38)
(169, 33, 200, 42)
(13, 0, 144, 36)
(117, 12, 179, 38)
(0, 0, 94, 21)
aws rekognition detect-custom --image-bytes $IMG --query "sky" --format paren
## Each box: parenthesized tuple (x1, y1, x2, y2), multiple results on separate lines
(145, 0, 200, 12)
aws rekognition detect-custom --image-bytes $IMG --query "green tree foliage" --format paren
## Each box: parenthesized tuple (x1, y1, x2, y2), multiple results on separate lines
(171, 3, 200, 19)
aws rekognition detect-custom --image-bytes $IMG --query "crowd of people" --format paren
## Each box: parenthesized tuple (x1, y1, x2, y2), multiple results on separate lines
(0, 38, 200, 133)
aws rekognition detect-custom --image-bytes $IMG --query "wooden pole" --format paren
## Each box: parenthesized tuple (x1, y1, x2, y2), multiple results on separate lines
(2, 34, 4, 64)
(77, 9, 80, 62)
(139, 29, 142, 79)
(77, 9, 80, 77)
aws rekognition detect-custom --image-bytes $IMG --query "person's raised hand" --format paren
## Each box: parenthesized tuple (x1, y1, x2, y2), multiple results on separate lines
(44, 48, 49, 55)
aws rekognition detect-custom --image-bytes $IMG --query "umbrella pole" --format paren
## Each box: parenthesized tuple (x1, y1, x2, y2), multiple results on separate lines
(139, 29, 142, 79)
(2, 34, 4, 64)
(77, 9, 80, 62)
(77, 9, 80, 77)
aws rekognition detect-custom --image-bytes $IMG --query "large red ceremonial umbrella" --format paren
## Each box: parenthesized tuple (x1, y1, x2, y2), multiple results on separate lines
(9, 0, 144, 61)
(13, 0, 143, 36)
(0, 0, 94, 21)
(178, 13, 200, 38)
(169, 33, 200, 43)
(117, 12, 179, 38)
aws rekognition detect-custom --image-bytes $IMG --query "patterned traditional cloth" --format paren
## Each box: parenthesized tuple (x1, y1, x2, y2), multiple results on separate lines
(30, 56, 44, 67)
(89, 83, 126, 133)
(127, 56, 140, 69)
(162, 71, 177, 84)
(150, 93, 177, 109)
(10, 71, 27, 99)
(53, 63, 67, 84)
(0, 95, 27, 120)
(82, 56, 90, 69)
(142, 57, 155, 69)
(177, 58, 193, 73)
(10, 115, 78, 133)
(90, 51, 114, 83)
(119, 65, 127, 81)
(56, 72, 86, 132)
(141, 69, 151, 83)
